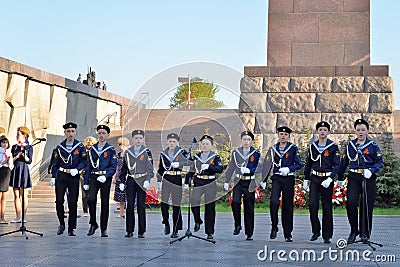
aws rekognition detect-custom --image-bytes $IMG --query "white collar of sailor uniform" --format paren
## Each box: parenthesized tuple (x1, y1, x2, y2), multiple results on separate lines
(194, 151, 216, 163)
(350, 138, 374, 151)
(272, 142, 294, 158)
(91, 142, 114, 156)
(58, 139, 82, 153)
(126, 145, 148, 158)
(311, 139, 336, 152)
(235, 146, 257, 160)
(161, 146, 184, 160)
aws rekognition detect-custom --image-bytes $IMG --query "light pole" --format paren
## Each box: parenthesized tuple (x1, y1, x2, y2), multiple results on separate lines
(177, 75, 203, 109)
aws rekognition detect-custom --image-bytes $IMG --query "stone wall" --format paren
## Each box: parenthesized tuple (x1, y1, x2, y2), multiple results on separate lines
(0, 56, 131, 181)
(239, 73, 394, 149)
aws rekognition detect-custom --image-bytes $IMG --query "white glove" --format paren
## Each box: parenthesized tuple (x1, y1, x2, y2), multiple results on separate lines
(50, 178, 56, 186)
(260, 182, 266, 190)
(83, 184, 89, 191)
(240, 167, 250, 174)
(143, 181, 150, 189)
(70, 169, 79, 176)
(279, 167, 290, 176)
(224, 183, 229, 191)
(201, 164, 209, 171)
(157, 182, 162, 191)
(183, 184, 189, 190)
(337, 180, 344, 187)
(303, 180, 310, 191)
(97, 175, 106, 183)
(119, 183, 125, 191)
(321, 177, 333, 188)
(171, 162, 179, 168)
(364, 169, 372, 179)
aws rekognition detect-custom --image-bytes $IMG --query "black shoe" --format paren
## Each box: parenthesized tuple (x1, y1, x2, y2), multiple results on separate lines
(125, 232, 133, 238)
(233, 226, 242, 235)
(170, 231, 178, 238)
(87, 224, 98, 236)
(360, 235, 369, 243)
(310, 233, 320, 241)
(285, 236, 293, 242)
(270, 229, 278, 239)
(138, 233, 145, 238)
(347, 232, 357, 244)
(207, 234, 214, 239)
(194, 222, 201, 232)
(246, 235, 253, 241)
(164, 224, 170, 235)
(68, 229, 76, 236)
(101, 230, 108, 237)
(324, 238, 331, 244)
(57, 225, 65, 235)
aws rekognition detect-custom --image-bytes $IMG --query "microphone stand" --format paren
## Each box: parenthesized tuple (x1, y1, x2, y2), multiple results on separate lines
(352, 148, 382, 251)
(0, 139, 45, 239)
(170, 137, 215, 244)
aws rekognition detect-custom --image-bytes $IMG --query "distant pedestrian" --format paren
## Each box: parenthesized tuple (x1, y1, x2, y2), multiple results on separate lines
(77, 73, 82, 83)
(102, 81, 107, 91)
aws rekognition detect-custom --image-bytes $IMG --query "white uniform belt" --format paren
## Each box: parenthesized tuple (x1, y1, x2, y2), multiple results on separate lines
(311, 170, 332, 177)
(91, 171, 106, 175)
(128, 173, 147, 178)
(196, 175, 215, 180)
(235, 174, 255, 180)
(274, 172, 294, 176)
(165, 171, 181, 175)
(59, 167, 73, 174)
(349, 169, 364, 174)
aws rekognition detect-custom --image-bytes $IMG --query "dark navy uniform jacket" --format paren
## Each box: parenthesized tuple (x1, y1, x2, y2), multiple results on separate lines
(304, 139, 341, 182)
(119, 145, 154, 183)
(262, 142, 302, 181)
(84, 142, 117, 185)
(157, 146, 189, 182)
(338, 138, 383, 181)
(225, 146, 261, 183)
(185, 151, 223, 184)
(51, 139, 87, 178)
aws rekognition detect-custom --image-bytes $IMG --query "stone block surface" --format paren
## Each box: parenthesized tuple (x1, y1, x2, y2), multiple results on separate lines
(332, 77, 364, 93)
(363, 113, 394, 133)
(244, 66, 270, 77)
(291, 77, 332, 93)
(364, 77, 393, 93)
(344, 43, 370, 65)
(255, 113, 277, 134)
(239, 93, 268, 113)
(294, 0, 343, 13)
(335, 66, 363, 76)
(316, 93, 369, 113)
(240, 77, 263, 93)
(292, 44, 344, 66)
(277, 113, 321, 133)
(321, 113, 362, 134)
(25, 80, 51, 131)
(263, 77, 291, 92)
(269, 66, 296, 77)
(267, 44, 292, 66)
(268, 93, 316, 113)
(369, 93, 393, 113)
(268, 0, 294, 13)
(239, 113, 256, 133)
(363, 66, 388, 76)
(344, 0, 370, 12)
(6, 74, 27, 108)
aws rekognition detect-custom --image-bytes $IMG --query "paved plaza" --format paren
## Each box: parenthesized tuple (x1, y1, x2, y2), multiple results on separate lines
(0, 199, 399, 267)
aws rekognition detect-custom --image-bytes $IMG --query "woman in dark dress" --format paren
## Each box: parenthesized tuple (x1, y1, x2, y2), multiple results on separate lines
(112, 137, 130, 218)
(9, 126, 33, 223)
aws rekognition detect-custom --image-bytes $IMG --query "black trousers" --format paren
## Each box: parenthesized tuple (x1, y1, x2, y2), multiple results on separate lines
(55, 172, 79, 230)
(191, 178, 217, 235)
(161, 175, 183, 232)
(87, 174, 112, 231)
(346, 172, 376, 238)
(269, 175, 295, 238)
(126, 176, 147, 234)
(231, 179, 255, 236)
(309, 176, 334, 239)
(80, 177, 88, 213)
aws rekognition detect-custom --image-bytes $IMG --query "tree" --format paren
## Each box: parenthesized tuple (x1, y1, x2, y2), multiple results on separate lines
(169, 78, 223, 109)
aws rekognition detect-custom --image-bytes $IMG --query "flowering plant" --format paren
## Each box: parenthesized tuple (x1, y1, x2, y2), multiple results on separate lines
(146, 186, 161, 205)
(293, 179, 309, 208)
(332, 180, 347, 207)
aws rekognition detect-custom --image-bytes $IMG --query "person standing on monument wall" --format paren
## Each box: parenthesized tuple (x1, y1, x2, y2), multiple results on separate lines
(338, 119, 383, 244)
(224, 131, 261, 241)
(261, 126, 302, 242)
(84, 125, 117, 237)
(303, 121, 340, 244)
(50, 122, 87, 236)
(9, 126, 33, 223)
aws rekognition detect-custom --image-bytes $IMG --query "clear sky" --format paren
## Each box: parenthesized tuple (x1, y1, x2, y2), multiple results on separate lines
(1, 0, 399, 109)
